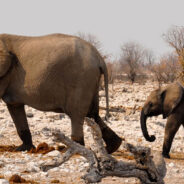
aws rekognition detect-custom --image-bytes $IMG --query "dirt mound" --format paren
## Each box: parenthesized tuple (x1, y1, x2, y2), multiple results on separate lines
(9, 174, 38, 184)
(29, 142, 55, 154)
(0, 143, 67, 155)
(9, 174, 27, 183)
(0, 145, 17, 152)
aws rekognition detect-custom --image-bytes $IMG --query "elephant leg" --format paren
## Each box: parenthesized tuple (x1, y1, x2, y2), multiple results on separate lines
(162, 115, 181, 158)
(87, 91, 122, 153)
(71, 117, 85, 145)
(95, 115, 122, 154)
(7, 104, 35, 151)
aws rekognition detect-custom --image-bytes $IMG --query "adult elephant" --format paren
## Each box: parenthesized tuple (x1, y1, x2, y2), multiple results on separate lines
(0, 33, 122, 153)
(140, 82, 184, 158)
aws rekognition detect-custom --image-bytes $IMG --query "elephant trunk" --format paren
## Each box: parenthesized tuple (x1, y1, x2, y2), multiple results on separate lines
(140, 109, 156, 142)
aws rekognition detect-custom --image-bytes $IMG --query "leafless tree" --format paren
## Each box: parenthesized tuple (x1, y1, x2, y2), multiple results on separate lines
(163, 26, 184, 80)
(144, 49, 155, 69)
(76, 32, 113, 90)
(163, 26, 184, 53)
(76, 32, 109, 60)
(152, 52, 179, 85)
(77, 32, 102, 50)
(119, 42, 146, 83)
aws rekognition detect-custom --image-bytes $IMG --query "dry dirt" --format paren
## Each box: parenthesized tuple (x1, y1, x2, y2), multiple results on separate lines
(0, 81, 184, 183)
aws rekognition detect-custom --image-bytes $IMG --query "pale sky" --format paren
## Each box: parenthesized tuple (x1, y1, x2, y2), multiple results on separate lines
(0, 0, 183, 60)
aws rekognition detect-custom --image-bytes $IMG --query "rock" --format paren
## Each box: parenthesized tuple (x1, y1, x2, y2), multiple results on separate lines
(0, 161, 4, 168)
(27, 162, 40, 172)
(26, 112, 34, 118)
(42, 127, 50, 132)
(122, 87, 128, 92)
(175, 169, 180, 173)
(60, 113, 65, 119)
(168, 162, 174, 167)
(99, 91, 105, 97)
(46, 150, 61, 157)
(0, 179, 9, 184)
(83, 163, 89, 168)
(3, 171, 12, 178)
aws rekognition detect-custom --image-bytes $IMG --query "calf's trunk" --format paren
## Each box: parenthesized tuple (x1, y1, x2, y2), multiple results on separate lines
(140, 109, 156, 142)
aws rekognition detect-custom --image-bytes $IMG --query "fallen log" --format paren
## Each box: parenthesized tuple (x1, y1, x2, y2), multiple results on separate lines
(40, 118, 166, 184)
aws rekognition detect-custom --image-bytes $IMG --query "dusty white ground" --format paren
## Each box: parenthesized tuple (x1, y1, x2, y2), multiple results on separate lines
(0, 81, 184, 183)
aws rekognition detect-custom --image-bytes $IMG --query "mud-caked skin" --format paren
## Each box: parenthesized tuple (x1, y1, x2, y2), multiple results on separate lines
(140, 83, 184, 158)
(0, 33, 121, 153)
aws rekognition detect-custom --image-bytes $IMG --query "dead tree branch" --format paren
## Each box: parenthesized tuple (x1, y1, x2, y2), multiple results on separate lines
(40, 118, 166, 184)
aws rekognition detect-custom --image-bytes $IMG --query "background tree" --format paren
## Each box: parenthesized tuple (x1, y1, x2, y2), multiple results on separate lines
(152, 52, 179, 85)
(76, 32, 109, 60)
(144, 49, 155, 70)
(119, 42, 147, 83)
(76, 32, 117, 88)
(163, 26, 184, 81)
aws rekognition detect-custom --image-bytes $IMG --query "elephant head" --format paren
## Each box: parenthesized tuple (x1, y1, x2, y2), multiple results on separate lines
(140, 83, 183, 142)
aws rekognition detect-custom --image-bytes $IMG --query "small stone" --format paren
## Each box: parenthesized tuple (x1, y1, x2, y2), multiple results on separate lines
(0, 161, 4, 167)
(27, 162, 40, 172)
(51, 167, 61, 172)
(168, 162, 174, 167)
(0, 179, 9, 184)
(60, 113, 65, 119)
(83, 163, 89, 168)
(122, 87, 128, 92)
(46, 150, 61, 157)
(26, 112, 34, 118)
(42, 127, 50, 132)
(3, 171, 12, 178)
(62, 168, 70, 172)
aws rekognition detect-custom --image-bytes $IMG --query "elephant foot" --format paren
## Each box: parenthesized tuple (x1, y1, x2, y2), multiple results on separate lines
(102, 127, 122, 154)
(162, 152, 170, 159)
(15, 144, 35, 151)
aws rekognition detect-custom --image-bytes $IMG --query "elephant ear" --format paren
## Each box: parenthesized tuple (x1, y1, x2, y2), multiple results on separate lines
(161, 83, 183, 118)
(0, 40, 12, 77)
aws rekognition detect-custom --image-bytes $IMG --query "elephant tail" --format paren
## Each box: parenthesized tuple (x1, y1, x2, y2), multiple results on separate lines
(99, 58, 109, 120)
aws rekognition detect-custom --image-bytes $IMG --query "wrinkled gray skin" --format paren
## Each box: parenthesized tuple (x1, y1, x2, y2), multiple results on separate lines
(141, 83, 184, 158)
(0, 33, 122, 153)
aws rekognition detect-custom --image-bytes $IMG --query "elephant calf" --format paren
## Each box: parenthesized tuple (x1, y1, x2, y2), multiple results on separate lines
(141, 82, 184, 158)
(0, 33, 122, 153)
